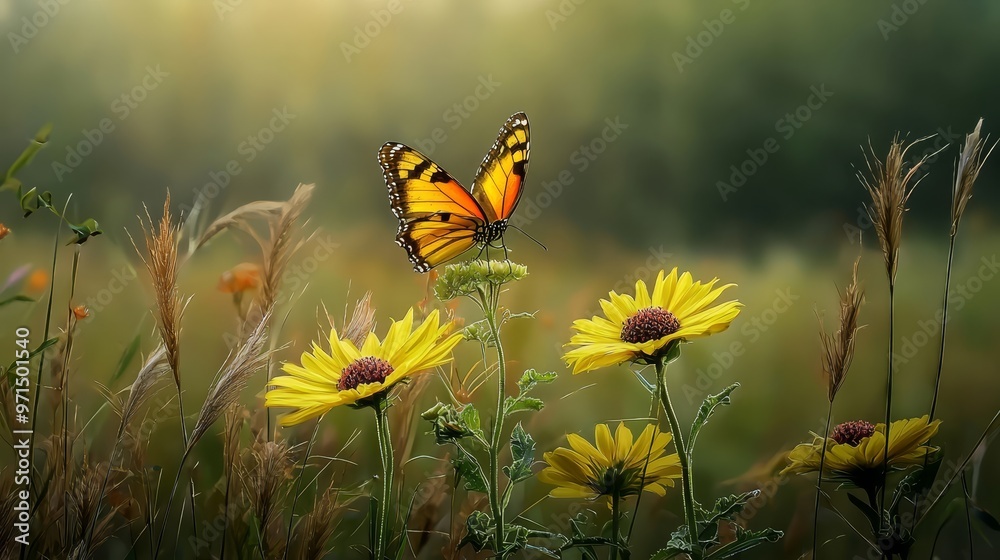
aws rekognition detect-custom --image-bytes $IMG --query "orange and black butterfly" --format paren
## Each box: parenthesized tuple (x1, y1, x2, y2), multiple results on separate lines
(378, 112, 530, 272)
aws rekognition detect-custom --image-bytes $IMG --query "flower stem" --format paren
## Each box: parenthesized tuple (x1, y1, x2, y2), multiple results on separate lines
(812, 400, 834, 559)
(484, 302, 508, 558)
(928, 233, 956, 421)
(373, 399, 395, 560)
(610, 491, 621, 560)
(655, 359, 699, 556)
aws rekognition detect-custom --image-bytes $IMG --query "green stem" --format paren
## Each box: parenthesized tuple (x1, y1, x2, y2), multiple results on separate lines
(485, 302, 508, 558)
(610, 492, 621, 560)
(654, 359, 698, 556)
(812, 400, 834, 559)
(373, 399, 395, 560)
(282, 417, 322, 560)
(880, 283, 895, 532)
(910, 233, 957, 530)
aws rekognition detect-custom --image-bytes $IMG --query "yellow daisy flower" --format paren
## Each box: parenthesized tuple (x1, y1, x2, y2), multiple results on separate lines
(563, 268, 742, 374)
(781, 416, 941, 484)
(538, 423, 681, 500)
(266, 308, 462, 426)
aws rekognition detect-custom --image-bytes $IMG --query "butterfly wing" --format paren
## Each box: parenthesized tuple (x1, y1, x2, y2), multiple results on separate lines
(378, 142, 487, 272)
(471, 112, 530, 222)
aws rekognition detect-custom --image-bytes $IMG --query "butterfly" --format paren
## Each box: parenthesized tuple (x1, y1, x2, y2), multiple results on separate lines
(378, 112, 530, 272)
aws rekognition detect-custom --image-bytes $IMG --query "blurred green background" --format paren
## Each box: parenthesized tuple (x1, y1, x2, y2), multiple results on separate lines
(3, 0, 1000, 558)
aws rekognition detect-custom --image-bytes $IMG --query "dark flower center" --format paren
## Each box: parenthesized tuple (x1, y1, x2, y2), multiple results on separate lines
(831, 420, 876, 446)
(338, 356, 394, 391)
(621, 307, 680, 344)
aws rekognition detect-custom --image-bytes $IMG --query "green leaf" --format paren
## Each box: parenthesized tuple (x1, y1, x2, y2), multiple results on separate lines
(890, 455, 941, 516)
(459, 511, 494, 551)
(504, 422, 535, 483)
(847, 492, 881, 534)
(504, 396, 544, 416)
(109, 333, 143, 385)
(6, 124, 52, 181)
(68, 218, 102, 245)
(705, 490, 760, 525)
(704, 526, 782, 559)
(517, 369, 558, 394)
(651, 529, 694, 560)
(0, 295, 34, 308)
(971, 503, 1000, 532)
(453, 445, 488, 493)
(460, 403, 481, 432)
(688, 383, 739, 451)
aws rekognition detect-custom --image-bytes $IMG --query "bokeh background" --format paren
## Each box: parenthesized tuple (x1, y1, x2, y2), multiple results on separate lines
(2, 1, 1000, 558)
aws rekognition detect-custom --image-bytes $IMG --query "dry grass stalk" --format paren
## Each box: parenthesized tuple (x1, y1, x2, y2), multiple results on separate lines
(0, 474, 19, 560)
(241, 438, 294, 558)
(407, 460, 450, 556)
(819, 258, 865, 402)
(952, 118, 995, 234)
(132, 195, 185, 390)
(189, 312, 273, 447)
(858, 135, 935, 282)
(391, 373, 432, 470)
(70, 458, 119, 551)
(256, 184, 315, 318)
(295, 485, 358, 560)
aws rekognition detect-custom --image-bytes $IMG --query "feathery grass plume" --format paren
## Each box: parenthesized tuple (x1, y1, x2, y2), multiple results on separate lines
(190, 312, 273, 447)
(820, 258, 865, 402)
(256, 183, 315, 318)
(133, 195, 185, 389)
(341, 291, 376, 348)
(119, 346, 171, 430)
(241, 438, 294, 558)
(69, 458, 119, 551)
(951, 118, 995, 235)
(858, 135, 935, 282)
(294, 485, 359, 560)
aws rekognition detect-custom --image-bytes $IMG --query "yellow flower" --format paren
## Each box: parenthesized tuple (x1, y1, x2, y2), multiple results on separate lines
(781, 416, 941, 485)
(538, 423, 681, 500)
(563, 268, 742, 374)
(266, 308, 462, 426)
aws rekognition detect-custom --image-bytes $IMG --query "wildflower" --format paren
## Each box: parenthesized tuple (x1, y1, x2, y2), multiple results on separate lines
(0, 223, 9, 240)
(539, 423, 681, 500)
(73, 305, 90, 320)
(217, 262, 261, 294)
(26, 269, 49, 292)
(434, 260, 527, 301)
(563, 268, 741, 374)
(266, 308, 462, 425)
(781, 416, 941, 486)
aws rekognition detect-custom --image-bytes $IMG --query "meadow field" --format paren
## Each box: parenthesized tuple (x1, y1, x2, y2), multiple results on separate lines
(2, 1, 1000, 559)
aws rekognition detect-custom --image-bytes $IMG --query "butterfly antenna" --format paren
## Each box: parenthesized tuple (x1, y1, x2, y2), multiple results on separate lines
(507, 225, 547, 251)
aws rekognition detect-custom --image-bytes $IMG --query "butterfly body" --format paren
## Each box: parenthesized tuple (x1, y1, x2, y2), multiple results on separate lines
(379, 112, 530, 272)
